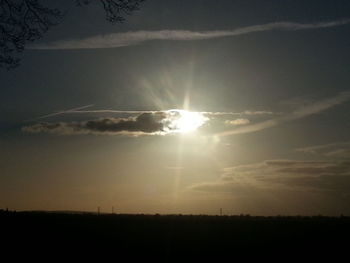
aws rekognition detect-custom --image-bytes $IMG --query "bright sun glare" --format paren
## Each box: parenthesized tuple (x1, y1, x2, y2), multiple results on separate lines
(164, 109, 208, 133)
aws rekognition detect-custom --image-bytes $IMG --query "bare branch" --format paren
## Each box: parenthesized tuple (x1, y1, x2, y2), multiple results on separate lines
(0, 0, 62, 69)
(0, 0, 146, 69)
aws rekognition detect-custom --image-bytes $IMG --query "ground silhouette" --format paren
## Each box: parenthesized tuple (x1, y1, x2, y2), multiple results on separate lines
(1, 209, 349, 259)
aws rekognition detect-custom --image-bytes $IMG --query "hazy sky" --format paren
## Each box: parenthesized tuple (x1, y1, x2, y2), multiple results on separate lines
(1, 0, 350, 215)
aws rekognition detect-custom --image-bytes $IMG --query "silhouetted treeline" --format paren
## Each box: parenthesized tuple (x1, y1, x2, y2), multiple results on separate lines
(1, 210, 349, 260)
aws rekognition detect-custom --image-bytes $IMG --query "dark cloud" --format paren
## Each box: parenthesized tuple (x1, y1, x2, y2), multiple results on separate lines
(24, 107, 278, 136)
(22, 110, 213, 136)
(22, 112, 168, 136)
(85, 112, 165, 133)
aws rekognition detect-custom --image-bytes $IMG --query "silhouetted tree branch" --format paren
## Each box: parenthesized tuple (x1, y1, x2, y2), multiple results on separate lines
(0, 0, 62, 69)
(76, 0, 145, 24)
(0, 0, 146, 70)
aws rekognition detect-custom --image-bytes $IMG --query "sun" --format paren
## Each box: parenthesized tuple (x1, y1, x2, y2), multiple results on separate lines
(163, 109, 208, 133)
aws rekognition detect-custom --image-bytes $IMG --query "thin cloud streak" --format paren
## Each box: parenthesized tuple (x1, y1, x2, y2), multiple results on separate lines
(29, 19, 350, 50)
(204, 111, 275, 116)
(296, 141, 350, 158)
(24, 104, 94, 122)
(217, 91, 350, 136)
(189, 159, 350, 194)
(225, 118, 251, 126)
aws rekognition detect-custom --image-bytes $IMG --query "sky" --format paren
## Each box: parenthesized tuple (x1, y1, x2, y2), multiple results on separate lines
(1, 0, 350, 215)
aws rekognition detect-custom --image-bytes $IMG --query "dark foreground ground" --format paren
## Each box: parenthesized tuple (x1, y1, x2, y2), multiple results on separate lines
(1, 210, 349, 259)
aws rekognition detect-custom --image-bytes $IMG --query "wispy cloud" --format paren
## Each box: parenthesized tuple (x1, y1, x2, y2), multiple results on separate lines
(28, 19, 350, 50)
(225, 118, 250, 126)
(189, 159, 350, 194)
(217, 91, 350, 136)
(296, 141, 350, 158)
(205, 111, 275, 116)
(289, 91, 350, 120)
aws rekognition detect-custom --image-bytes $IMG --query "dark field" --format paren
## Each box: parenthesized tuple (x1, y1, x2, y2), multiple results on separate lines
(2, 210, 349, 259)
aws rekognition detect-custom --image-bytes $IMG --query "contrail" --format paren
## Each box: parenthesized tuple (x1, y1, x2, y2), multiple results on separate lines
(25, 104, 94, 122)
(60, 110, 158, 114)
(28, 19, 350, 50)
